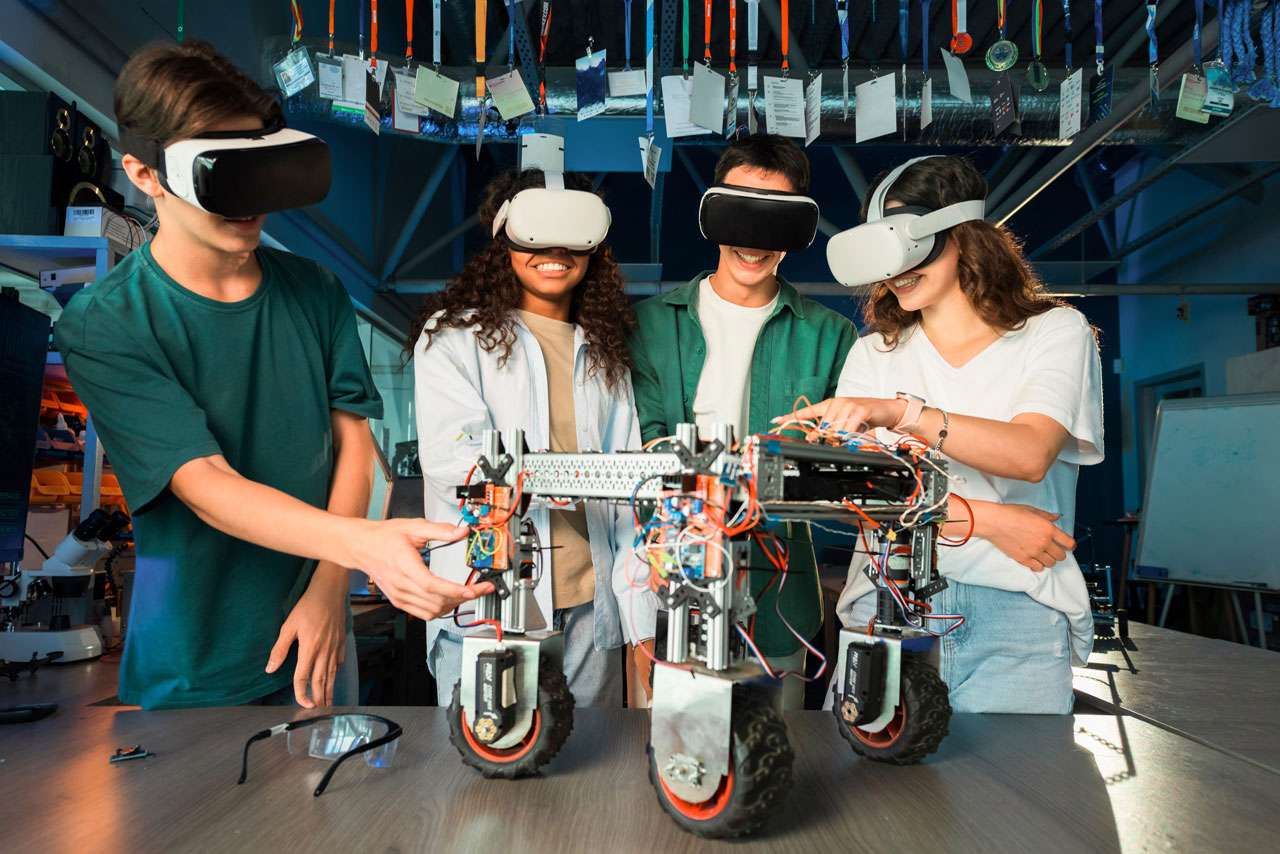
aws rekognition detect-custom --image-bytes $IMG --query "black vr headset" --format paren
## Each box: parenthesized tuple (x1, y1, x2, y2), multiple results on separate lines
(698, 184, 820, 253)
(118, 117, 332, 218)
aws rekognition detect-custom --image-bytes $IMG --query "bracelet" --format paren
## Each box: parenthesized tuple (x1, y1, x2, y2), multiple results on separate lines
(932, 409, 949, 452)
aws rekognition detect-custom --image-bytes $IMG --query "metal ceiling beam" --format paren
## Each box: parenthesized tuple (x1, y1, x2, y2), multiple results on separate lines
(394, 213, 479, 281)
(1108, 162, 1280, 260)
(987, 14, 1221, 225)
(986, 150, 1042, 211)
(1028, 102, 1261, 260)
(382, 148, 457, 280)
(1075, 164, 1116, 255)
(832, 148, 868, 204)
(1181, 164, 1266, 203)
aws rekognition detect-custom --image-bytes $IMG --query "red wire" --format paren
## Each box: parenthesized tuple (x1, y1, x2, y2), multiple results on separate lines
(940, 494, 976, 546)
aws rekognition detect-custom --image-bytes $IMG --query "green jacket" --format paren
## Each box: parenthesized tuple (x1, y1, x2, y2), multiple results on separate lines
(629, 273, 858, 656)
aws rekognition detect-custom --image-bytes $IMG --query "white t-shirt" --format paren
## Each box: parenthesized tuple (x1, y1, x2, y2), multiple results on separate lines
(834, 306, 1104, 665)
(693, 277, 779, 439)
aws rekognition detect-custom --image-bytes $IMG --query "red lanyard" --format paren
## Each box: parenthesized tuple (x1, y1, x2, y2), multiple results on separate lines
(538, 2, 553, 109)
(328, 0, 335, 54)
(290, 0, 303, 44)
(406, 0, 413, 61)
(729, 0, 737, 73)
(371, 0, 378, 67)
(703, 0, 712, 62)
(781, 0, 789, 72)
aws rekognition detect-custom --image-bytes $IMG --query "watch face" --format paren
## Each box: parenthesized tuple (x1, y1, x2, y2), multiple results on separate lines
(985, 39, 1019, 72)
(1027, 61, 1050, 91)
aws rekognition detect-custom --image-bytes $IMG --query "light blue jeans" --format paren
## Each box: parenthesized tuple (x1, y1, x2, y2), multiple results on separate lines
(846, 580, 1074, 714)
(430, 602, 623, 708)
(249, 631, 360, 707)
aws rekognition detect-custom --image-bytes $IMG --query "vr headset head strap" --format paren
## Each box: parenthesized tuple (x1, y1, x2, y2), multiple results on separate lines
(117, 115, 288, 175)
(867, 154, 947, 222)
(904, 199, 987, 240)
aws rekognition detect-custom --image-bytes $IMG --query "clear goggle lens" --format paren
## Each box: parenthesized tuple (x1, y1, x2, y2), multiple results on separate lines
(285, 714, 399, 768)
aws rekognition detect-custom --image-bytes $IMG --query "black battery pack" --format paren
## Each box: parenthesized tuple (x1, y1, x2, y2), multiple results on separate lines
(839, 641, 887, 727)
(472, 648, 518, 744)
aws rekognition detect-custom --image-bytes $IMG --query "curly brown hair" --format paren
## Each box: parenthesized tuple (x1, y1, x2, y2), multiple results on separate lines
(862, 156, 1064, 349)
(405, 169, 635, 389)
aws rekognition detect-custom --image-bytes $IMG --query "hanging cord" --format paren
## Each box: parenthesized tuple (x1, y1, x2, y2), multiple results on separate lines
(1249, 1, 1279, 103)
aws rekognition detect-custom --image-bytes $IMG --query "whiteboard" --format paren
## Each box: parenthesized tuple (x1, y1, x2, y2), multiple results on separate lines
(1135, 393, 1280, 590)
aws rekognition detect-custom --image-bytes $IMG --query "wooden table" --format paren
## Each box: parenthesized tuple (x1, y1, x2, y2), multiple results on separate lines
(3, 693, 1279, 852)
(1073, 621, 1280, 772)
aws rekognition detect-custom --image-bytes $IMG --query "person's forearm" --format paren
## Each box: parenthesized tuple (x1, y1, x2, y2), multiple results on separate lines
(172, 457, 369, 569)
(914, 408, 1059, 483)
(312, 416, 376, 585)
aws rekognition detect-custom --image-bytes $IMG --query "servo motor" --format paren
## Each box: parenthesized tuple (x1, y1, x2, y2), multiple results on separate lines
(472, 648, 518, 744)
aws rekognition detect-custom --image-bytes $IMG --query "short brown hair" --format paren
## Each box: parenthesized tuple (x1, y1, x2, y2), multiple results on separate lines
(713, 133, 810, 194)
(863, 155, 1063, 348)
(115, 39, 281, 162)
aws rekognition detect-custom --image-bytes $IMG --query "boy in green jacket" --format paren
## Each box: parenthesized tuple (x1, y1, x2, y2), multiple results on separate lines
(628, 134, 856, 709)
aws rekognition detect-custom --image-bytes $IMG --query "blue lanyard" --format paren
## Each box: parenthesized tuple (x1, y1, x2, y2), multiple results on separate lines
(921, 0, 930, 75)
(1193, 0, 1203, 69)
(1094, 0, 1104, 73)
(1063, 0, 1072, 69)
(1226, 0, 1257, 84)
(871, 0, 877, 25)
(624, 0, 632, 69)
(509, 0, 518, 67)
(645, 0, 654, 134)
(1264, 3, 1279, 88)
(359, 0, 366, 58)
(899, 0, 909, 64)
(1146, 2, 1158, 67)
(838, 0, 849, 63)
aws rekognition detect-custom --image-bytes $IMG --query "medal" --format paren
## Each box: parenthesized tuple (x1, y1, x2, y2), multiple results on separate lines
(950, 0, 972, 54)
(1026, 0, 1048, 90)
(985, 0, 1017, 71)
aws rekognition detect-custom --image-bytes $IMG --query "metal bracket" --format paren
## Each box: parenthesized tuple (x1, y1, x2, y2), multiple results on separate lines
(651, 662, 750, 803)
(831, 630, 903, 733)
(460, 630, 564, 749)
(662, 582, 722, 619)
(476, 452, 514, 485)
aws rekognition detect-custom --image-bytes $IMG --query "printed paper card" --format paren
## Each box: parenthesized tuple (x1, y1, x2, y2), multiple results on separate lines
(689, 62, 727, 132)
(488, 69, 536, 120)
(576, 49, 608, 121)
(940, 48, 972, 103)
(1059, 68, 1084, 139)
(660, 75, 712, 138)
(414, 66, 460, 118)
(804, 73, 823, 146)
(855, 74, 896, 142)
(608, 69, 648, 98)
(763, 76, 806, 138)
(273, 47, 315, 98)
(317, 55, 343, 100)
(921, 76, 934, 130)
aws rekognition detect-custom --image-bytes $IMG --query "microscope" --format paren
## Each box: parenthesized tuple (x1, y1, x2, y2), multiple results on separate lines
(0, 508, 131, 664)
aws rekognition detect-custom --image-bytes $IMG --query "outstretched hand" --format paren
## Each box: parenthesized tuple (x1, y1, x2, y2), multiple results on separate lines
(774, 396, 908, 436)
(353, 519, 494, 620)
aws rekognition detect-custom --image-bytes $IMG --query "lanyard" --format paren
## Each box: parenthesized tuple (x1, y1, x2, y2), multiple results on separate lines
(997, 0, 1007, 41)
(747, 0, 759, 91)
(781, 0, 789, 75)
(950, 0, 970, 53)
(810, 0, 817, 74)
(359, 0, 365, 58)
(1095, 0, 1105, 74)
(371, 0, 379, 67)
(508, 0, 518, 67)
(899, 0, 909, 66)
(538, 1, 552, 109)
(406, 0, 413, 63)
(475, 0, 486, 98)
(329, 0, 335, 54)
(1146, 1, 1158, 67)
(871, 0, 877, 25)
(646, 0, 655, 134)
(433, 0, 442, 67)
(729, 0, 738, 73)
(1193, 0, 1203, 70)
(625, 0, 633, 69)
(921, 0, 930, 76)
(703, 0, 712, 63)
(838, 1, 849, 67)
(290, 1, 303, 45)
(682, 0, 690, 74)
(1032, 0, 1042, 61)
(1063, 0, 1072, 68)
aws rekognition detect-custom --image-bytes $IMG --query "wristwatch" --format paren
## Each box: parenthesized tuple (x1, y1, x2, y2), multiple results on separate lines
(891, 392, 926, 434)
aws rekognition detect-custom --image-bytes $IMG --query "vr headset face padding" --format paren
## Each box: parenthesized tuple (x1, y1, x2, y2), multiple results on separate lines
(698, 185, 820, 253)
(492, 188, 612, 253)
(121, 124, 332, 218)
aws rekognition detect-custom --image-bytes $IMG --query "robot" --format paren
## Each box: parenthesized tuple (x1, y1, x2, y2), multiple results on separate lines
(0, 507, 130, 664)
(444, 423, 957, 838)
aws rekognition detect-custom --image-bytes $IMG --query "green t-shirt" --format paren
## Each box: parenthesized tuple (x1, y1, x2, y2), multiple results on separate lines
(55, 244, 382, 709)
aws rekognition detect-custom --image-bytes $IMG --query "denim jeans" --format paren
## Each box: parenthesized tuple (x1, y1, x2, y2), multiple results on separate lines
(429, 602, 623, 707)
(844, 580, 1074, 714)
(249, 631, 359, 707)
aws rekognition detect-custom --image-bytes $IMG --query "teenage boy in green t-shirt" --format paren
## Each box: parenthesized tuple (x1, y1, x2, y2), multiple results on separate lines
(628, 135, 856, 709)
(55, 40, 490, 710)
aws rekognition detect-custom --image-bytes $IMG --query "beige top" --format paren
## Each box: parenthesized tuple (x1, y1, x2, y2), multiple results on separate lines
(517, 310, 596, 609)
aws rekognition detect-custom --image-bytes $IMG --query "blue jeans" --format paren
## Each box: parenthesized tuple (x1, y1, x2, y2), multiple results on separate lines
(429, 602, 623, 707)
(249, 631, 359, 707)
(846, 580, 1074, 715)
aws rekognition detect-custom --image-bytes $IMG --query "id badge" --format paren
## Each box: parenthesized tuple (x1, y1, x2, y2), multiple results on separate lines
(273, 47, 315, 98)
(1202, 61, 1235, 116)
(317, 55, 343, 100)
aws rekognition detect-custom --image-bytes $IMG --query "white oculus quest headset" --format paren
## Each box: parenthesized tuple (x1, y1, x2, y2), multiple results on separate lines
(698, 184, 820, 253)
(491, 171, 612, 255)
(119, 116, 332, 218)
(826, 155, 986, 288)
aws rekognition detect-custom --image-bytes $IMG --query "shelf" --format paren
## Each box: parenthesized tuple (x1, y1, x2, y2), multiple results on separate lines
(0, 234, 110, 282)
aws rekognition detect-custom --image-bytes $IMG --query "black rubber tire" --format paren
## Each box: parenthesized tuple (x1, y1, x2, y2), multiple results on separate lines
(447, 654, 575, 779)
(834, 652, 951, 765)
(648, 686, 794, 839)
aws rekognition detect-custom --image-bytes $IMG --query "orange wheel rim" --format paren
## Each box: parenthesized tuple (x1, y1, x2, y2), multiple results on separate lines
(658, 760, 735, 820)
(461, 710, 542, 762)
(852, 702, 905, 748)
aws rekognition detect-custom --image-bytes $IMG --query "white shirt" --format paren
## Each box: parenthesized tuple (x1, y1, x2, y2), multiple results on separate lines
(693, 278, 779, 438)
(412, 313, 656, 653)
(833, 306, 1104, 665)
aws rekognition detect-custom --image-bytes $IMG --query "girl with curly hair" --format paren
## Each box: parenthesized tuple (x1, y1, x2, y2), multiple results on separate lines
(408, 168, 654, 708)
(792, 155, 1103, 715)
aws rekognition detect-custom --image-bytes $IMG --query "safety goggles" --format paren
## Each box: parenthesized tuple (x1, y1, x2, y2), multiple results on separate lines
(237, 713, 403, 797)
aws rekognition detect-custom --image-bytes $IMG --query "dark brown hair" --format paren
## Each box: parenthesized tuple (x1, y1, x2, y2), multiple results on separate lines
(713, 133, 810, 193)
(405, 169, 635, 390)
(862, 155, 1063, 348)
(115, 39, 282, 152)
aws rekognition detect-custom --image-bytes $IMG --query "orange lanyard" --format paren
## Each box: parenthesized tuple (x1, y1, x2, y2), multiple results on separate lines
(406, 0, 413, 61)
(781, 0, 789, 72)
(475, 0, 487, 98)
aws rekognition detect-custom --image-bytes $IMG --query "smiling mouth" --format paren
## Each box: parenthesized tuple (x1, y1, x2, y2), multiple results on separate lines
(533, 261, 570, 272)
(733, 249, 769, 264)
(889, 274, 921, 290)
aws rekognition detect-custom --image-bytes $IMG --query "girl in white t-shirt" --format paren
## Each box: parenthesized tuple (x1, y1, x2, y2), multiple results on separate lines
(788, 155, 1103, 714)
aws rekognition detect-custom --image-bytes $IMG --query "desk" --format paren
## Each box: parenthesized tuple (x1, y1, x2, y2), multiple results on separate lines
(1074, 621, 1280, 771)
(2, 698, 1278, 853)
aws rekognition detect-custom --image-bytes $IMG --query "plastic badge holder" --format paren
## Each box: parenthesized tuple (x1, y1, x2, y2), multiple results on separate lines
(287, 714, 400, 769)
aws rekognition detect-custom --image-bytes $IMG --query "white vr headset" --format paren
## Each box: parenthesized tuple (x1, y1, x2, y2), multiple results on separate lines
(119, 118, 332, 218)
(492, 178, 612, 254)
(826, 155, 986, 288)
